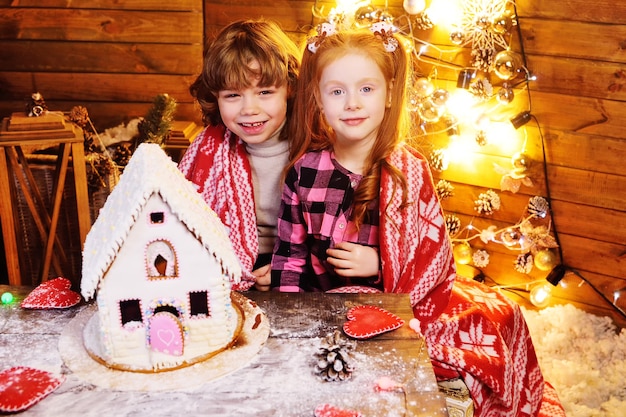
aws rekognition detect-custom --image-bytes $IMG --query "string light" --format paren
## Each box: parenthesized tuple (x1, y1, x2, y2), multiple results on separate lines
(1, 292, 14, 304)
(529, 283, 553, 308)
(457, 69, 476, 89)
(510, 110, 532, 129)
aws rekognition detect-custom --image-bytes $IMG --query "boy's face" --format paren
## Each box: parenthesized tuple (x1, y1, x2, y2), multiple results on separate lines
(217, 62, 288, 145)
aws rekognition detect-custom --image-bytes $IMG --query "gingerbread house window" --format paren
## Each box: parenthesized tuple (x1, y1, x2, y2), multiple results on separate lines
(150, 211, 165, 224)
(146, 240, 178, 278)
(120, 299, 142, 325)
(189, 291, 210, 317)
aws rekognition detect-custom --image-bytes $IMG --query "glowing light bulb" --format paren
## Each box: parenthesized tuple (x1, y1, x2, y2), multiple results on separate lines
(403, 0, 426, 15)
(427, 0, 463, 30)
(1, 292, 14, 304)
(529, 283, 553, 308)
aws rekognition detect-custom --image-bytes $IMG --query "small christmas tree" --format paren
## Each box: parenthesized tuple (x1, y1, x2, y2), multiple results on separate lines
(135, 93, 177, 149)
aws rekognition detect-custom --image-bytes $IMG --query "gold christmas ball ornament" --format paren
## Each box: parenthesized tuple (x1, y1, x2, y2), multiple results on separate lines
(431, 89, 450, 107)
(476, 15, 491, 30)
(378, 11, 395, 24)
(414, 77, 435, 98)
(493, 50, 522, 80)
(492, 14, 513, 34)
(450, 30, 464, 45)
(355, 6, 380, 27)
(497, 85, 515, 104)
(453, 242, 473, 265)
(534, 249, 557, 271)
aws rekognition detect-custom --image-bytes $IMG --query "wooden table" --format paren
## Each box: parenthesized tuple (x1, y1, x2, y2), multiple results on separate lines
(0, 113, 90, 287)
(0, 286, 448, 416)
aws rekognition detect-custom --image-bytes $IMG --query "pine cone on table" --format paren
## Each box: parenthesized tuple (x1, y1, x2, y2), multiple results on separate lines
(314, 330, 356, 382)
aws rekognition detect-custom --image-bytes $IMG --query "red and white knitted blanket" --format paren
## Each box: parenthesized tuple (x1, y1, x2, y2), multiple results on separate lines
(379, 145, 565, 417)
(178, 124, 258, 291)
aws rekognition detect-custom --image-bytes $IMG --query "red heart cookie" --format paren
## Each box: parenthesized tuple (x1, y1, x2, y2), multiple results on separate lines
(0, 366, 65, 412)
(21, 277, 81, 309)
(343, 305, 405, 339)
(314, 403, 363, 417)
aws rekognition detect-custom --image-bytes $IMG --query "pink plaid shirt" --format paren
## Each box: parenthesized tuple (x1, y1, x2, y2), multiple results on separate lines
(271, 150, 381, 292)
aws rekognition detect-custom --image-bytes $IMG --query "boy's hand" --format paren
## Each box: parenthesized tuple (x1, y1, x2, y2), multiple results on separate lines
(326, 242, 379, 278)
(252, 264, 271, 291)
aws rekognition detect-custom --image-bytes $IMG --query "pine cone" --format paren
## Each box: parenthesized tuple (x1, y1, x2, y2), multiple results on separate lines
(514, 253, 533, 274)
(430, 149, 447, 172)
(68, 106, 90, 128)
(414, 14, 433, 30)
(474, 189, 500, 215)
(111, 142, 133, 166)
(314, 330, 356, 382)
(475, 130, 488, 146)
(527, 196, 549, 219)
(445, 214, 461, 237)
(436, 179, 454, 201)
(86, 153, 113, 190)
(470, 78, 493, 101)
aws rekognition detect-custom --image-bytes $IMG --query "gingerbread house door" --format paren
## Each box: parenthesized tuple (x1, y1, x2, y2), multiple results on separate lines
(148, 311, 184, 356)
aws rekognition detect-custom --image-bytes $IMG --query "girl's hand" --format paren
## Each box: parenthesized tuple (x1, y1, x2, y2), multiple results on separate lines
(252, 264, 271, 291)
(326, 242, 379, 278)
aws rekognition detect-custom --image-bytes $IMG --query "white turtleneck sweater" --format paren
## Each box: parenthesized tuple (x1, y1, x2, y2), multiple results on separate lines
(245, 130, 289, 258)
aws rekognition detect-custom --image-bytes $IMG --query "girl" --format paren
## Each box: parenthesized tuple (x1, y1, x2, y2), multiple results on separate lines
(271, 23, 564, 417)
(178, 19, 300, 291)
(272, 24, 454, 320)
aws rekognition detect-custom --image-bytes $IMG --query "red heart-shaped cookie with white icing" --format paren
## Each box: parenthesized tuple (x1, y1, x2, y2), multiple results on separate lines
(21, 277, 81, 309)
(342, 305, 405, 339)
(0, 366, 65, 412)
(314, 403, 363, 417)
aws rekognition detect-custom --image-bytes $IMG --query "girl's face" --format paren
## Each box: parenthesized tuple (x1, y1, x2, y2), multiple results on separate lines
(217, 61, 288, 145)
(318, 52, 389, 150)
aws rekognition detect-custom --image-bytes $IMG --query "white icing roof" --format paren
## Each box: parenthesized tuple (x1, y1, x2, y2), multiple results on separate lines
(81, 143, 242, 300)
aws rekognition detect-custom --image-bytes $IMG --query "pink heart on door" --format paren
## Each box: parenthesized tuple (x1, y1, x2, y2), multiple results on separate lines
(157, 329, 175, 346)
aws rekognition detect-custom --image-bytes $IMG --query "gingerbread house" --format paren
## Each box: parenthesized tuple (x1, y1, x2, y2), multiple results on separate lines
(80, 143, 242, 372)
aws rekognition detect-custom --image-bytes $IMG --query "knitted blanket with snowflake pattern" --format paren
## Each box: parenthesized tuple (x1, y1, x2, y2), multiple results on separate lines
(379, 144, 565, 417)
(177, 124, 257, 291)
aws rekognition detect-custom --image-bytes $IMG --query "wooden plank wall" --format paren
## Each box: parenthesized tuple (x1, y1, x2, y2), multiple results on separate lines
(0, 0, 204, 131)
(0, 0, 625, 325)
(503, 0, 626, 324)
